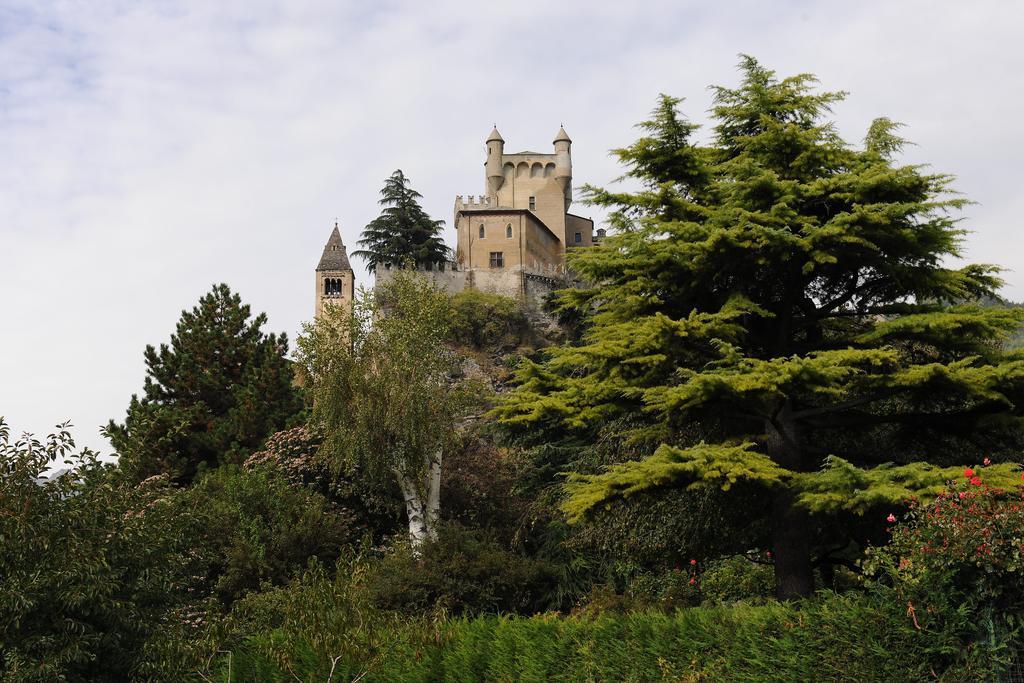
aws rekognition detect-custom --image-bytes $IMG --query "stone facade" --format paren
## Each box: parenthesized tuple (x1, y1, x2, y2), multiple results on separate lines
(451, 126, 597, 303)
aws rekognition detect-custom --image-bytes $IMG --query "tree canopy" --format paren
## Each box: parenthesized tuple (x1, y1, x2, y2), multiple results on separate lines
(107, 283, 304, 484)
(297, 271, 473, 546)
(494, 57, 1024, 599)
(0, 419, 194, 681)
(353, 169, 451, 272)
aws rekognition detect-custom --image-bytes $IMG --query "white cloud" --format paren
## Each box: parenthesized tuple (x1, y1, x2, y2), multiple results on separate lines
(1, 0, 1022, 452)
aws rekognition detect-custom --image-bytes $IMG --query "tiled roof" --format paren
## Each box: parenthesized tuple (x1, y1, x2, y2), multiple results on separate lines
(316, 225, 353, 272)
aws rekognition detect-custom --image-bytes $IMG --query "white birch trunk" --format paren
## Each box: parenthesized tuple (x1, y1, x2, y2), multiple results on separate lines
(396, 449, 443, 550)
(424, 449, 442, 542)
(396, 472, 428, 550)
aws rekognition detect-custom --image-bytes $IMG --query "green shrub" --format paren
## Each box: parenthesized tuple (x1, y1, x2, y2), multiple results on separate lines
(442, 433, 526, 539)
(576, 556, 773, 614)
(863, 472, 1024, 674)
(0, 420, 197, 682)
(366, 525, 558, 616)
(245, 425, 403, 536)
(209, 558, 432, 683)
(216, 593, 1001, 681)
(176, 465, 358, 606)
(699, 555, 774, 604)
(449, 290, 528, 351)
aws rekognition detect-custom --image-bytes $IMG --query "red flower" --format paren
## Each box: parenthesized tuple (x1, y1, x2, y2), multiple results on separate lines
(689, 559, 697, 566)
(963, 468, 975, 478)
(688, 577, 696, 585)
(886, 513, 897, 523)
(970, 476, 983, 487)
(983, 457, 992, 466)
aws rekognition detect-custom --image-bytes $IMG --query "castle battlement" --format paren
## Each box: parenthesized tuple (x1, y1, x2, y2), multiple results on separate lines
(377, 260, 462, 273)
(455, 195, 493, 209)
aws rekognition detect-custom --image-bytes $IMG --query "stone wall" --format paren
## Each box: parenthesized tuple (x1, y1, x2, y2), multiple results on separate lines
(374, 261, 467, 296)
(373, 261, 569, 323)
(523, 271, 568, 319)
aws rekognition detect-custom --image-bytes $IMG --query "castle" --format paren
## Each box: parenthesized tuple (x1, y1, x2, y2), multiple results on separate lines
(316, 126, 603, 316)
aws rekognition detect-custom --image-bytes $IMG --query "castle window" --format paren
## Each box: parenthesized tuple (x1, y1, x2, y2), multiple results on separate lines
(528, 196, 536, 211)
(479, 224, 485, 239)
(506, 224, 513, 238)
(489, 252, 504, 268)
(574, 232, 582, 243)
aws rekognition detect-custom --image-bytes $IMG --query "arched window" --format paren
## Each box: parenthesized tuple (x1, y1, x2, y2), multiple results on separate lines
(479, 224, 485, 239)
(506, 224, 513, 238)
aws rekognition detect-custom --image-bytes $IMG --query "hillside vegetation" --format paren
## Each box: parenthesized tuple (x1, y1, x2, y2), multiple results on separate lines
(4, 58, 1024, 682)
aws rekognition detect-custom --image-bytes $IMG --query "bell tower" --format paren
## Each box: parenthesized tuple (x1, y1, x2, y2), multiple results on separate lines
(315, 222, 354, 317)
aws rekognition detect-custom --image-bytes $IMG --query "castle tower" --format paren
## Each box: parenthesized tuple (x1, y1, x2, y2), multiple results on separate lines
(453, 125, 595, 300)
(485, 126, 505, 199)
(553, 126, 572, 212)
(315, 223, 354, 317)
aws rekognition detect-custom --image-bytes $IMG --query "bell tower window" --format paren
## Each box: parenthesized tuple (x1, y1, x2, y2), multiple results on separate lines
(479, 224, 485, 239)
(506, 224, 513, 238)
(528, 196, 536, 211)
(323, 277, 347, 297)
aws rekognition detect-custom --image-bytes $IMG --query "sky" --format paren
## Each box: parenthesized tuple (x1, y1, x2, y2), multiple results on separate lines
(2, 0, 1023, 454)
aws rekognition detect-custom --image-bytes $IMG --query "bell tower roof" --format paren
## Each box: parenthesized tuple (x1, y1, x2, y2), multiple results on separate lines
(316, 223, 353, 272)
(486, 126, 504, 143)
(553, 126, 571, 144)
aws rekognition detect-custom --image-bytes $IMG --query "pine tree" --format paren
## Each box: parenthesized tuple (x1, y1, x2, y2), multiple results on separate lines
(493, 57, 1024, 599)
(107, 284, 304, 484)
(353, 169, 451, 272)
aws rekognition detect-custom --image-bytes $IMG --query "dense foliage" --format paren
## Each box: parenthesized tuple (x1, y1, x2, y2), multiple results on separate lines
(0, 420, 194, 682)
(212, 592, 1004, 682)
(864, 469, 1024, 670)
(244, 425, 403, 537)
(495, 57, 1024, 598)
(174, 466, 358, 607)
(106, 283, 303, 484)
(297, 271, 474, 546)
(449, 289, 529, 351)
(6, 56, 1024, 682)
(366, 525, 558, 616)
(353, 169, 451, 271)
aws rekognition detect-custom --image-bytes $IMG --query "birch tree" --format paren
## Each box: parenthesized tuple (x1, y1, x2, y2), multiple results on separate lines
(297, 270, 469, 547)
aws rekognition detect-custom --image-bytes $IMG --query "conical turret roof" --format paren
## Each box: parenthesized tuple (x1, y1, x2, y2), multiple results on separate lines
(316, 224, 352, 272)
(487, 126, 504, 143)
(553, 126, 571, 144)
